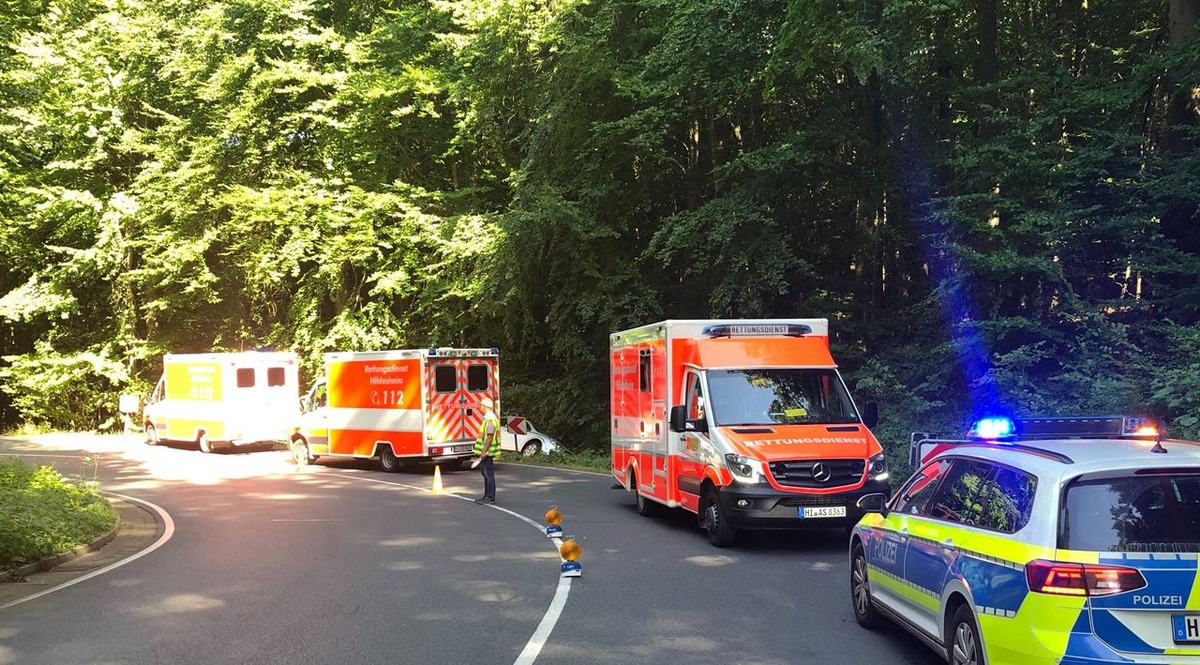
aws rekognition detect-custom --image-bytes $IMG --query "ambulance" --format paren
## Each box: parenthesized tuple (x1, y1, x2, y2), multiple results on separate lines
(610, 319, 889, 547)
(142, 352, 301, 453)
(290, 348, 499, 472)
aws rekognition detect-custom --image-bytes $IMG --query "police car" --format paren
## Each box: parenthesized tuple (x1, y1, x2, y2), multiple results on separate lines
(849, 415, 1200, 665)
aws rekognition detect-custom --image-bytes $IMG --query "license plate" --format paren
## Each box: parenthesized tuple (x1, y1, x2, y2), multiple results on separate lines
(1173, 613, 1200, 644)
(798, 506, 846, 519)
(452, 444, 472, 454)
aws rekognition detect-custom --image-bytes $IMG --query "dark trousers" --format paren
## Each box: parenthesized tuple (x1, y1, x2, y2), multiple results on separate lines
(480, 456, 496, 500)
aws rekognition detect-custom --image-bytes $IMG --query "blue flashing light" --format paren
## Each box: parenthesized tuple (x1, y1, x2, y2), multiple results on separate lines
(427, 348, 438, 356)
(490, 347, 500, 355)
(968, 416, 1016, 440)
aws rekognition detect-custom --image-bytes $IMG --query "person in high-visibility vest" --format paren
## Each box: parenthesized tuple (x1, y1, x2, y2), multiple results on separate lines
(472, 397, 501, 504)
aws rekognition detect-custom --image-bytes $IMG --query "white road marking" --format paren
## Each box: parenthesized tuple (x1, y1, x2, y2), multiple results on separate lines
(0, 491, 175, 611)
(350, 475, 573, 665)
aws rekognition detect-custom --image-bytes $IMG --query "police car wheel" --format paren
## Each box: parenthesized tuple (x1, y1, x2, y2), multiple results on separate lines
(850, 543, 882, 628)
(144, 425, 159, 446)
(949, 603, 982, 665)
(703, 488, 735, 548)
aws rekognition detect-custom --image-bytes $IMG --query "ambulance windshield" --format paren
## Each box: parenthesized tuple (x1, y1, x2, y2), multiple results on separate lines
(706, 369, 860, 427)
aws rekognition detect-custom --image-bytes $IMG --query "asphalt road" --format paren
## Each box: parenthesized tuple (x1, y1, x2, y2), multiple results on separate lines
(0, 434, 943, 665)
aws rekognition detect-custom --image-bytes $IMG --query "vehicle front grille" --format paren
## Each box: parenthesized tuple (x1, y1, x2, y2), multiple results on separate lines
(775, 496, 848, 508)
(768, 459, 865, 489)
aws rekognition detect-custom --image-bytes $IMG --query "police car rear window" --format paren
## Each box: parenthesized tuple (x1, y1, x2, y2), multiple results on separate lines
(1061, 474, 1200, 552)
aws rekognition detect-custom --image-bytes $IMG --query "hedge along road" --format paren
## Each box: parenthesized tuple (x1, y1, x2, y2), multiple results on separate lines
(0, 434, 943, 665)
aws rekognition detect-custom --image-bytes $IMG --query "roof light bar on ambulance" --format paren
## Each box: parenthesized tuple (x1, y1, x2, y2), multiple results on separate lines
(702, 323, 812, 338)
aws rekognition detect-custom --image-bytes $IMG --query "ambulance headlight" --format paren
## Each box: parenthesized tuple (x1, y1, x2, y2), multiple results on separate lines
(868, 453, 889, 481)
(724, 454, 766, 484)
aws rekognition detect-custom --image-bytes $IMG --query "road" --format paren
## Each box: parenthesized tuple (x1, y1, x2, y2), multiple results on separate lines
(0, 434, 943, 665)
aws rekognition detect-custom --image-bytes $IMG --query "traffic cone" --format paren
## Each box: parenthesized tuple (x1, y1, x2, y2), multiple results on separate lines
(432, 464, 443, 493)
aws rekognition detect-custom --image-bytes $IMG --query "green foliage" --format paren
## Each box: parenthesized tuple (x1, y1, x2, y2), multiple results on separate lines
(0, 343, 135, 431)
(0, 0, 1196, 459)
(0, 457, 117, 570)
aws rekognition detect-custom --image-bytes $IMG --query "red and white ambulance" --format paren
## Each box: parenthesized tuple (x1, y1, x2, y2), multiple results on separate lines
(611, 319, 889, 547)
(290, 348, 499, 471)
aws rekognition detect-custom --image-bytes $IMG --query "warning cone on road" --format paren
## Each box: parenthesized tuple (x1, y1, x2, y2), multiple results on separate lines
(432, 464, 443, 493)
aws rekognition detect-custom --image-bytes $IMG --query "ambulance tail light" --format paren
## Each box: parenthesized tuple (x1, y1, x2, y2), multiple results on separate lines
(1025, 560, 1147, 597)
(724, 454, 767, 484)
(430, 446, 443, 455)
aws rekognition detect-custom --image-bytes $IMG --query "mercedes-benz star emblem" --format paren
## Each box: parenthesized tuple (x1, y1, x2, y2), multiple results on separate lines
(811, 462, 832, 483)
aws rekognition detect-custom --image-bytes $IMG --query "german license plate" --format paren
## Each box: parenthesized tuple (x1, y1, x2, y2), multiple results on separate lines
(798, 506, 846, 519)
(452, 444, 473, 454)
(1173, 613, 1200, 644)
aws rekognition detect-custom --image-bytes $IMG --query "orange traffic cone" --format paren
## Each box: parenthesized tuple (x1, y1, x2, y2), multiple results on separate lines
(432, 464, 443, 493)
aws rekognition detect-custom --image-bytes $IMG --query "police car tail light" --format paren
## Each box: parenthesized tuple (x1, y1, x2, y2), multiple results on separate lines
(1025, 560, 1147, 597)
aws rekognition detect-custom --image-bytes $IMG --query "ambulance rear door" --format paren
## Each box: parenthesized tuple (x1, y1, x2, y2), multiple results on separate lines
(425, 352, 499, 444)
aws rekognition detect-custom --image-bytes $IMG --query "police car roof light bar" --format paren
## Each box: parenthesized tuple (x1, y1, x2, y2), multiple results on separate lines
(965, 415, 1159, 441)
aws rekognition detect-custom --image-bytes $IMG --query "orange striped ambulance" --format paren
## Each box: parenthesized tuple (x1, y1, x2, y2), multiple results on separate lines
(290, 348, 500, 472)
(611, 319, 888, 547)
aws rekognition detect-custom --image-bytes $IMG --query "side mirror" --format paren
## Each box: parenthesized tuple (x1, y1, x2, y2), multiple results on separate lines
(669, 405, 688, 433)
(856, 493, 889, 517)
(861, 401, 879, 429)
(669, 405, 708, 433)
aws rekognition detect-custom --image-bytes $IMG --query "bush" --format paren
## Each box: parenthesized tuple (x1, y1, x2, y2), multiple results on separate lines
(0, 344, 134, 432)
(0, 457, 117, 570)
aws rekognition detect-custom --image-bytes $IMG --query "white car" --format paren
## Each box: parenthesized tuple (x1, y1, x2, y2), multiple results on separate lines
(499, 417, 562, 456)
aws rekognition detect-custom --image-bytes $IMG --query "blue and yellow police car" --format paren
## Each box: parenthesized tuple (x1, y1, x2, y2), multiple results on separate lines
(849, 415, 1200, 665)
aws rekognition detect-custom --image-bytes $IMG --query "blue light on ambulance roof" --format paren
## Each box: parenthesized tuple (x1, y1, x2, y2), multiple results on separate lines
(968, 416, 1016, 440)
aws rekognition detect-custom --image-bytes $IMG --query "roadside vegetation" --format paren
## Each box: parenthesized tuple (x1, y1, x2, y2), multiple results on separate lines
(0, 457, 116, 572)
(507, 449, 611, 474)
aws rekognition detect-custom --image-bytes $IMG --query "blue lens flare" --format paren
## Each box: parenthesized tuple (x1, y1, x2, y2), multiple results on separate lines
(969, 416, 1016, 439)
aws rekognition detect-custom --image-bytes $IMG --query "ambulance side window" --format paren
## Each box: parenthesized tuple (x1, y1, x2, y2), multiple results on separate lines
(639, 349, 651, 392)
(684, 372, 704, 420)
(267, 367, 286, 387)
(466, 365, 489, 391)
(237, 368, 255, 388)
(434, 366, 456, 393)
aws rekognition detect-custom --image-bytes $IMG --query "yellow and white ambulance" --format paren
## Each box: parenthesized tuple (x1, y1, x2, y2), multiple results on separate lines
(142, 352, 301, 453)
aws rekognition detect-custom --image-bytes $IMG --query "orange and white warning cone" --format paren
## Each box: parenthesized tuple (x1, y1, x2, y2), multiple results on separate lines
(432, 464, 443, 493)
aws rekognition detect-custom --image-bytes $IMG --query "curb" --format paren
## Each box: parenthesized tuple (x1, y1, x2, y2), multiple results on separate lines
(2, 498, 122, 582)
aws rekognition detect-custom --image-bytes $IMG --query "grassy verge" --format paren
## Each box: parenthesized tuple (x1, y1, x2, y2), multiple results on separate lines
(504, 448, 611, 473)
(0, 457, 117, 572)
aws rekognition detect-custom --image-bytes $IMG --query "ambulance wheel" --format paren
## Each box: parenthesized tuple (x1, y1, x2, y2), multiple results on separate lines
(198, 434, 213, 454)
(702, 487, 736, 548)
(144, 425, 159, 446)
(850, 542, 883, 628)
(948, 603, 982, 665)
(378, 446, 400, 473)
(520, 440, 541, 457)
(631, 470, 657, 517)
(290, 438, 315, 466)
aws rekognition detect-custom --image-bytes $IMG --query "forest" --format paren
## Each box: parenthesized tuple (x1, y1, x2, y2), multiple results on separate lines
(1, 0, 1197, 475)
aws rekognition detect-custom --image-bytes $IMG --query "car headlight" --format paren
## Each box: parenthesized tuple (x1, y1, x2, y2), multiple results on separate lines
(868, 453, 889, 481)
(725, 453, 767, 484)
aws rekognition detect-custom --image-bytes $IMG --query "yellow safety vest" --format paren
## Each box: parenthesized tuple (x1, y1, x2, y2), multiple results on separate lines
(474, 413, 502, 458)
